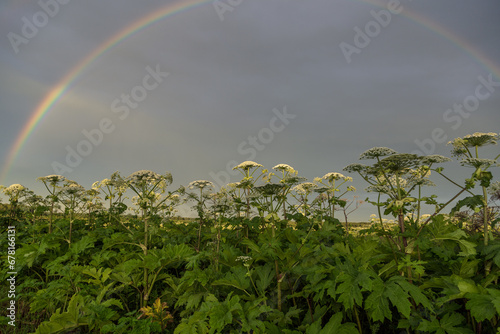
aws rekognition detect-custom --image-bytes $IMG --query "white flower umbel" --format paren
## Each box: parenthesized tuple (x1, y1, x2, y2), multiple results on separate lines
(233, 161, 263, 171)
(188, 180, 215, 190)
(292, 182, 318, 195)
(359, 147, 397, 160)
(272, 164, 295, 173)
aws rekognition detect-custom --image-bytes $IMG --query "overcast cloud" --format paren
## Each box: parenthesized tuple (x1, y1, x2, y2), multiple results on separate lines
(1, 0, 499, 220)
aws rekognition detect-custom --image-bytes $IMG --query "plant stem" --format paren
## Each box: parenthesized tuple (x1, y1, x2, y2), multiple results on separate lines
(482, 185, 489, 246)
(354, 306, 362, 334)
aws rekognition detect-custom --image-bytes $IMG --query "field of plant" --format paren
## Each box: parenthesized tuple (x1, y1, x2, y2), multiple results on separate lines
(1, 132, 500, 333)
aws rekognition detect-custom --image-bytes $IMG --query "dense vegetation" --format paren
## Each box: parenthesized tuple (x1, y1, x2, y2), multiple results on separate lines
(1, 132, 500, 333)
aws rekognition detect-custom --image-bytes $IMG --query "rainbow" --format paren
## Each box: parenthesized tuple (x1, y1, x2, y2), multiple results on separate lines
(2, 0, 500, 183)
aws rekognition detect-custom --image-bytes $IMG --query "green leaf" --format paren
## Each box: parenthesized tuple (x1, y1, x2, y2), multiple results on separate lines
(211, 266, 251, 295)
(384, 281, 412, 319)
(306, 313, 356, 334)
(417, 313, 473, 334)
(365, 279, 392, 322)
(206, 294, 243, 334)
(465, 293, 497, 322)
(255, 263, 275, 296)
(483, 242, 500, 267)
(394, 277, 434, 311)
(32, 294, 87, 334)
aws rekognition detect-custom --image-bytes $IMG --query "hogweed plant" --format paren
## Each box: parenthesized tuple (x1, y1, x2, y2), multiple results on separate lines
(232, 161, 266, 218)
(21, 189, 47, 227)
(92, 171, 127, 223)
(291, 182, 318, 217)
(344, 147, 450, 249)
(81, 188, 102, 227)
(58, 180, 85, 245)
(121, 170, 179, 306)
(313, 172, 355, 220)
(271, 164, 305, 218)
(187, 180, 215, 252)
(37, 174, 66, 233)
(447, 132, 499, 246)
(1, 183, 27, 220)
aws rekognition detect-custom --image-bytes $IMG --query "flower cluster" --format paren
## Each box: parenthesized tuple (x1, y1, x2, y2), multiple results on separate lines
(188, 180, 215, 190)
(448, 132, 498, 157)
(61, 182, 85, 195)
(4, 184, 25, 193)
(360, 147, 397, 160)
(322, 172, 350, 182)
(272, 164, 295, 173)
(235, 255, 252, 263)
(460, 158, 498, 169)
(233, 161, 263, 171)
(343, 163, 368, 173)
(127, 170, 162, 183)
(292, 182, 318, 195)
(420, 155, 451, 165)
(37, 175, 66, 184)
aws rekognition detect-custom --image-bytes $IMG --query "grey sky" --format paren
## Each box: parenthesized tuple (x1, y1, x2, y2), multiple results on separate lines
(1, 0, 499, 220)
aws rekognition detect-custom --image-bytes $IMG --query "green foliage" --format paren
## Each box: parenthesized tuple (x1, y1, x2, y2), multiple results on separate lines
(1, 152, 499, 333)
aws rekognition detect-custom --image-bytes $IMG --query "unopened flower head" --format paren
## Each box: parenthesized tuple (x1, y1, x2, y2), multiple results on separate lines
(233, 161, 263, 171)
(360, 147, 397, 160)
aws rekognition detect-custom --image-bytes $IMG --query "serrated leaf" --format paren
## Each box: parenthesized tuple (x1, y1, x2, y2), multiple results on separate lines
(466, 293, 497, 322)
(365, 279, 392, 322)
(385, 281, 411, 319)
(418, 312, 473, 334)
(255, 263, 275, 296)
(393, 277, 433, 312)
